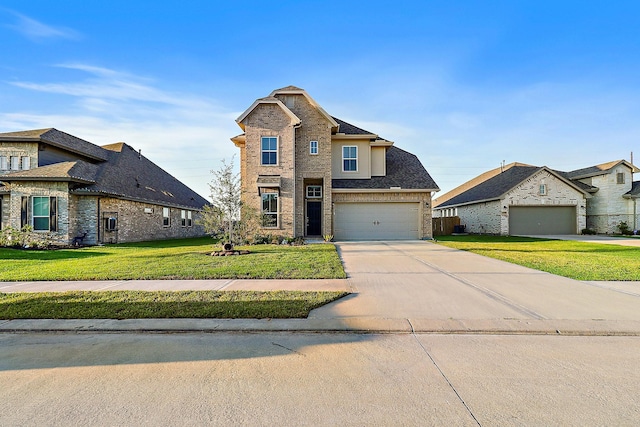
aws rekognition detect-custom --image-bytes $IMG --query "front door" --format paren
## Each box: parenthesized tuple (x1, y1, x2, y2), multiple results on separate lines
(306, 201, 322, 236)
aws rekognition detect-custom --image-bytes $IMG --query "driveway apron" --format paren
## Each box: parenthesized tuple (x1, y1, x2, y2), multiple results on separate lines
(310, 241, 640, 323)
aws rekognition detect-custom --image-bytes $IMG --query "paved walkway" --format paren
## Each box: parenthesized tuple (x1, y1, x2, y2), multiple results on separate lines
(2, 240, 640, 335)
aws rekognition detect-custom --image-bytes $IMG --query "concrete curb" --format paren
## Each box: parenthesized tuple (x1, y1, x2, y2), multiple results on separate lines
(2, 318, 640, 336)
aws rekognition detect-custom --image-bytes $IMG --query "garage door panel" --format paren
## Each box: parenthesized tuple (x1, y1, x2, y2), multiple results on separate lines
(334, 203, 419, 240)
(509, 206, 576, 235)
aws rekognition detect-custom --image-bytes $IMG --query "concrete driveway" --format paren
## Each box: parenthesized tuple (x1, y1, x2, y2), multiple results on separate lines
(310, 241, 640, 333)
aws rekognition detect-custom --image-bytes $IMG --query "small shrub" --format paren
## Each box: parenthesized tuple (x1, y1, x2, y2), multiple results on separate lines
(323, 234, 334, 242)
(581, 228, 596, 235)
(618, 221, 632, 235)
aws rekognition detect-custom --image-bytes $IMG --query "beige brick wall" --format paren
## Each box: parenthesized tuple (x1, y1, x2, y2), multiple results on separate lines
(241, 103, 296, 236)
(455, 201, 503, 234)
(273, 93, 334, 237)
(332, 191, 434, 239)
(98, 198, 205, 244)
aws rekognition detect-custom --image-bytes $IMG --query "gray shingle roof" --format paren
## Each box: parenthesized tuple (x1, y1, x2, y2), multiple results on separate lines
(332, 146, 439, 190)
(332, 117, 376, 136)
(0, 131, 209, 210)
(437, 166, 542, 207)
(626, 181, 640, 198)
(72, 142, 209, 209)
(0, 128, 108, 161)
(0, 160, 99, 183)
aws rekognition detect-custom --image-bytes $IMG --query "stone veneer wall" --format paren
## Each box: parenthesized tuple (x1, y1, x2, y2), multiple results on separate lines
(455, 170, 587, 235)
(581, 165, 635, 233)
(241, 103, 296, 236)
(0, 142, 38, 176)
(332, 191, 433, 239)
(98, 198, 205, 244)
(7, 181, 71, 244)
(456, 201, 502, 234)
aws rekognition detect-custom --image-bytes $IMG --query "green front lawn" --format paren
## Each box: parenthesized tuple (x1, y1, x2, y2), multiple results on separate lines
(0, 237, 346, 281)
(436, 235, 640, 281)
(0, 290, 348, 319)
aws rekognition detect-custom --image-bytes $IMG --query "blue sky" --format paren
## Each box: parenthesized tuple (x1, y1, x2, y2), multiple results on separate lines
(2, 1, 640, 200)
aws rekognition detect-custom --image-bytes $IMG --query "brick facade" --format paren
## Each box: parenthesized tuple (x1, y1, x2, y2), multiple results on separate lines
(235, 87, 438, 240)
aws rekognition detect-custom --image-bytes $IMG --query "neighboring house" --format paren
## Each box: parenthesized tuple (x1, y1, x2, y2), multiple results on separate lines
(434, 163, 592, 235)
(0, 128, 208, 245)
(434, 160, 639, 235)
(231, 86, 439, 240)
(562, 160, 640, 233)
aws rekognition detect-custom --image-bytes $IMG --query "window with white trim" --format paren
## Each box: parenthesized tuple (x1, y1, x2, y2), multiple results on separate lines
(617, 172, 625, 184)
(181, 210, 192, 227)
(10, 156, 20, 170)
(261, 137, 278, 165)
(310, 140, 318, 155)
(0, 156, 7, 170)
(262, 193, 278, 228)
(342, 146, 357, 171)
(163, 207, 171, 227)
(539, 184, 547, 195)
(306, 185, 322, 198)
(21, 156, 30, 170)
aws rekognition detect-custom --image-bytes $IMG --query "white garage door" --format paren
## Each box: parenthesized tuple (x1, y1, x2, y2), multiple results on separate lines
(509, 206, 577, 235)
(334, 203, 420, 240)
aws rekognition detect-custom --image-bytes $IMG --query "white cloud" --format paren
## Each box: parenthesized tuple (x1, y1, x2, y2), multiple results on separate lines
(5, 11, 80, 41)
(1, 64, 244, 199)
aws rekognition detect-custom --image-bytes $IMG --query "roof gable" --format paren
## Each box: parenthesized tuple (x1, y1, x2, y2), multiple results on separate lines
(235, 97, 301, 131)
(565, 159, 639, 179)
(269, 86, 338, 129)
(437, 166, 590, 208)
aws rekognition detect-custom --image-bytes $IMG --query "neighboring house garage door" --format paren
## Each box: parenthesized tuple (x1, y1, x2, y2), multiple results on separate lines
(509, 206, 576, 235)
(334, 202, 420, 240)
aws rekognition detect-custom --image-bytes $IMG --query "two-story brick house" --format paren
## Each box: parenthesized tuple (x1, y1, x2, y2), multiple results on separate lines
(0, 128, 208, 245)
(232, 86, 439, 240)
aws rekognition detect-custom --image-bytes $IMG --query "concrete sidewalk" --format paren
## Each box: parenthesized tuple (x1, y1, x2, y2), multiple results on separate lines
(2, 240, 640, 335)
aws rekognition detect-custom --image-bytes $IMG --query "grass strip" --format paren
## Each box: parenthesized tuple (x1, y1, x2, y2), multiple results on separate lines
(435, 235, 640, 281)
(0, 290, 349, 320)
(0, 237, 346, 281)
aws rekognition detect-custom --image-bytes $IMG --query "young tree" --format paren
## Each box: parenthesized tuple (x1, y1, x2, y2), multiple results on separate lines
(202, 157, 241, 245)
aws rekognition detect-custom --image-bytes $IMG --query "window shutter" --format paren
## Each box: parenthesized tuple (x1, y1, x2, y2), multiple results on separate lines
(49, 197, 57, 232)
(21, 196, 28, 228)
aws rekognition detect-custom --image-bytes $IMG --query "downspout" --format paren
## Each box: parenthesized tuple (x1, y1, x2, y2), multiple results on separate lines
(97, 197, 101, 244)
(292, 122, 301, 236)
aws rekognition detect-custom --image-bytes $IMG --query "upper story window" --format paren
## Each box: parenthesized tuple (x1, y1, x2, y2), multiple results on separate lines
(306, 185, 322, 198)
(10, 156, 20, 170)
(539, 184, 547, 195)
(0, 156, 7, 170)
(342, 146, 358, 172)
(617, 172, 625, 184)
(261, 137, 278, 165)
(310, 140, 318, 155)
(21, 156, 30, 170)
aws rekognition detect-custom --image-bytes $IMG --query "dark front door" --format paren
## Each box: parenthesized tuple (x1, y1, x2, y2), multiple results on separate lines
(306, 201, 322, 236)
